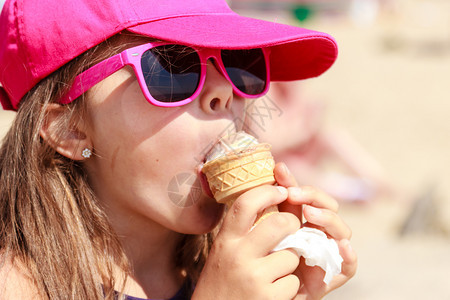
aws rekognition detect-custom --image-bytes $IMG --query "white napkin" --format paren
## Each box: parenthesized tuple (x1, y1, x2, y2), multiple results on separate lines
(272, 227, 343, 284)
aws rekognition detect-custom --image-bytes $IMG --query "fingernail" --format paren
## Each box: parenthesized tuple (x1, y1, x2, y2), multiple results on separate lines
(276, 186, 288, 197)
(342, 239, 353, 252)
(288, 187, 302, 199)
(280, 162, 291, 176)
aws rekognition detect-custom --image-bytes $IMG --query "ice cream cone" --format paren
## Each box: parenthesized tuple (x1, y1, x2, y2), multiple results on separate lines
(202, 143, 279, 224)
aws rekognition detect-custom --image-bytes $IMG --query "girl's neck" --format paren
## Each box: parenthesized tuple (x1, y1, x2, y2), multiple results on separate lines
(112, 216, 185, 299)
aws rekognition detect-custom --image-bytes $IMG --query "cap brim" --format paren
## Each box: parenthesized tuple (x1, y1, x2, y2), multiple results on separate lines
(128, 14, 338, 81)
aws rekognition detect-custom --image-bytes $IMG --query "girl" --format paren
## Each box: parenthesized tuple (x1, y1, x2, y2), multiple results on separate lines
(0, 0, 357, 299)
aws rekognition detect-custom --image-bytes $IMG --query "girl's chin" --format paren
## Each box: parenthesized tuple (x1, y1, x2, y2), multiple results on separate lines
(182, 200, 224, 234)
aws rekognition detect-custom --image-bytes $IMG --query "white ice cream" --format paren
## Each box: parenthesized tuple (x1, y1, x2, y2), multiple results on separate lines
(205, 131, 259, 162)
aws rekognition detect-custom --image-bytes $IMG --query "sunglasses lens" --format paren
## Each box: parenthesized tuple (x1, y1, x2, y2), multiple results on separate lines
(141, 45, 201, 103)
(221, 48, 267, 96)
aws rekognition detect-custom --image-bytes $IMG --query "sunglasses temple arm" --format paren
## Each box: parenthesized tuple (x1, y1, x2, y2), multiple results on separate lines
(59, 54, 126, 104)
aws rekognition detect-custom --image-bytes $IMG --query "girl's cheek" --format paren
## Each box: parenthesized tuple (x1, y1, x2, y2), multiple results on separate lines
(166, 172, 204, 208)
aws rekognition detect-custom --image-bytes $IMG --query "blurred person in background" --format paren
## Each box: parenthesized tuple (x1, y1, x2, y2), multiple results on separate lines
(246, 81, 394, 203)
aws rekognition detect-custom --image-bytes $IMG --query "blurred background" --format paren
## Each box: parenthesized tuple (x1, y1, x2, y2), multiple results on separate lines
(1, 0, 450, 298)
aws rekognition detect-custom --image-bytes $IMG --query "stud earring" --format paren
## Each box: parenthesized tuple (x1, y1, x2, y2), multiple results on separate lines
(81, 148, 92, 159)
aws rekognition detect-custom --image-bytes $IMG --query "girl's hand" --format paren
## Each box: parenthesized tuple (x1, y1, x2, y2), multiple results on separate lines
(275, 163, 358, 300)
(193, 184, 302, 300)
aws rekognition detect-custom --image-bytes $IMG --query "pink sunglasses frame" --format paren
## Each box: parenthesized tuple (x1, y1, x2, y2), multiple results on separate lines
(59, 42, 271, 107)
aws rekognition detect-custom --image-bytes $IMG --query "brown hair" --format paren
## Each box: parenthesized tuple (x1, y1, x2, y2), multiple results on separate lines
(0, 32, 212, 299)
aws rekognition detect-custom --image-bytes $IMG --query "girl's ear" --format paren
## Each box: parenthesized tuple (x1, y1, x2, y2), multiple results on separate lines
(40, 103, 92, 160)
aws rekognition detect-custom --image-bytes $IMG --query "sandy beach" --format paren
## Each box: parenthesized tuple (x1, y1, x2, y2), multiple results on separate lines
(1, 0, 450, 298)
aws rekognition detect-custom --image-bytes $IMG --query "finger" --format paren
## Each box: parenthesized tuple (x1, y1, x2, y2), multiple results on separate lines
(301, 221, 325, 233)
(249, 212, 300, 256)
(221, 185, 288, 237)
(294, 257, 328, 298)
(327, 239, 358, 292)
(274, 163, 303, 220)
(274, 162, 299, 188)
(288, 186, 339, 213)
(258, 249, 300, 282)
(270, 274, 300, 300)
(303, 205, 352, 240)
(279, 186, 304, 220)
(339, 239, 358, 278)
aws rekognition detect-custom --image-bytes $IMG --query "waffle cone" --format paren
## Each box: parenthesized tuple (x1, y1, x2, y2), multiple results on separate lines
(202, 143, 279, 224)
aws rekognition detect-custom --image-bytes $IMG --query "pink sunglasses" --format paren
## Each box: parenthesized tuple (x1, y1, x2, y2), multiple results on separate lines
(60, 42, 270, 107)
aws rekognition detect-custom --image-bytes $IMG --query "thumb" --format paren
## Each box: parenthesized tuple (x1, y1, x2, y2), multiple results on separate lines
(274, 163, 303, 222)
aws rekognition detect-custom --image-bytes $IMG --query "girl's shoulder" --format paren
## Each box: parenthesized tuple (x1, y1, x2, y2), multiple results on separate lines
(0, 254, 42, 299)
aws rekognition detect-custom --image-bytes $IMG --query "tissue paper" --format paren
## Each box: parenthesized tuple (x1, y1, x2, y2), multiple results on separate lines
(272, 227, 343, 284)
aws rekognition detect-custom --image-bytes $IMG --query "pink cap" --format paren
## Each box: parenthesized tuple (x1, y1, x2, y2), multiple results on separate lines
(0, 0, 338, 111)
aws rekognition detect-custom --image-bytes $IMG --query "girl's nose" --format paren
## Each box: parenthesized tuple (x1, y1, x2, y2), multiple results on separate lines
(198, 60, 234, 114)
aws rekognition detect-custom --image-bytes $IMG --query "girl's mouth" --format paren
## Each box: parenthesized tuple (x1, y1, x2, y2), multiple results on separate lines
(197, 164, 214, 198)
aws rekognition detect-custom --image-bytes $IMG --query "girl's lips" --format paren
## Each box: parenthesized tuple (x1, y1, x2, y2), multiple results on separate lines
(197, 165, 214, 198)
